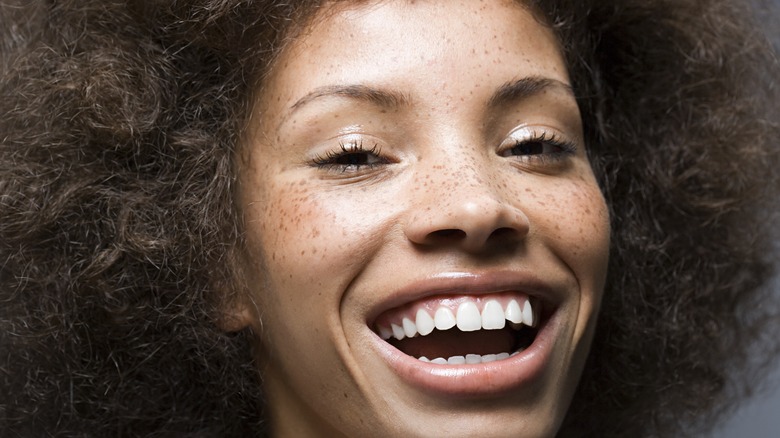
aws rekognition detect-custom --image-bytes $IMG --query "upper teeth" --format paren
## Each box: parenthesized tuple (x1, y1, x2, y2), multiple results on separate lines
(379, 298, 535, 341)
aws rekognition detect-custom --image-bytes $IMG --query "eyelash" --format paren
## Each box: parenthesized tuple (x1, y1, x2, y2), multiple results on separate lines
(312, 140, 387, 172)
(312, 132, 577, 172)
(501, 132, 578, 164)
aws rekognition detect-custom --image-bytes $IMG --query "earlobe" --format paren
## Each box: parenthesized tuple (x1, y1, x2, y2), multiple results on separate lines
(218, 299, 255, 332)
(212, 269, 258, 333)
(213, 245, 261, 333)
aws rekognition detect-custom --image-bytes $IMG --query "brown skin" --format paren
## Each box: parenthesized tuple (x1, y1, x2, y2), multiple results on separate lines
(236, 1, 609, 436)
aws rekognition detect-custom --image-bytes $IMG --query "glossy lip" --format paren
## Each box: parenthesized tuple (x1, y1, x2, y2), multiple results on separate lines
(365, 271, 564, 397)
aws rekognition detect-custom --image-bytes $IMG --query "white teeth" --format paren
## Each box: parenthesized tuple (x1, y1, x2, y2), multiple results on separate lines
(420, 352, 516, 364)
(415, 309, 435, 336)
(505, 299, 523, 324)
(481, 300, 506, 330)
(381, 297, 538, 341)
(456, 302, 481, 332)
(447, 355, 466, 365)
(402, 317, 417, 338)
(522, 300, 534, 327)
(434, 307, 457, 330)
(391, 323, 405, 340)
(378, 325, 393, 340)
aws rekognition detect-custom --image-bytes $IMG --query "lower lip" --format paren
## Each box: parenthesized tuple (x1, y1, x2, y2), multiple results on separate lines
(370, 312, 559, 397)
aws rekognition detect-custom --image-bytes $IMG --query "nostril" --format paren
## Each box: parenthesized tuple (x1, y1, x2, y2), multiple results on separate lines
(423, 227, 522, 247)
(429, 229, 467, 240)
(405, 202, 530, 249)
(491, 227, 518, 239)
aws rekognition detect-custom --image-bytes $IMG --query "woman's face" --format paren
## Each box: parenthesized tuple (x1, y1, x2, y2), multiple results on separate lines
(237, 0, 610, 436)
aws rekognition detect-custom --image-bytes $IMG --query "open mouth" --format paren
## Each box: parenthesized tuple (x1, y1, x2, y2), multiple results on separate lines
(372, 294, 539, 365)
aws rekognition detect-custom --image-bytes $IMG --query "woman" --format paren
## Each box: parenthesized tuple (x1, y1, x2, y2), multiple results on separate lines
(1, 0, 777, 436)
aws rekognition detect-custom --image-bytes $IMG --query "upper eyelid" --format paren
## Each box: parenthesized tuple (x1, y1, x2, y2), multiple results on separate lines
(309, 133, 381, 155)
(310, 136, 389, 169)
(500, 127, 562, 147)
(504, 125, 561, 138)
(338, 136, 371, 148)
(497, 126, 580, 160)
(508, 124, 582, 143)
(308, 125, 579, 161)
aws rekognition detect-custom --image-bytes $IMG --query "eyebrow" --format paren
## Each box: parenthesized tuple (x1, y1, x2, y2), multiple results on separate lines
(289, 84, 410, 112)
(487, 76, 575, 109)
(284, 76, 573, 120)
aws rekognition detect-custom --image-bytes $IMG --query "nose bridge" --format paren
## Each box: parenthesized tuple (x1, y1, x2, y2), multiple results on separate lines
(433, 152, 499, 210)
(404, 146, 529, 251)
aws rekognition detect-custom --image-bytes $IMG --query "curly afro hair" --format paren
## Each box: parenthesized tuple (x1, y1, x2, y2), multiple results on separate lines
(1, 0, 778, 436)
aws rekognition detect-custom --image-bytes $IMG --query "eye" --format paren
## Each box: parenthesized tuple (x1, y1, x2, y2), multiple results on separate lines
(502, 139, 559, 156)
(498, 131, 577, 163)
(312, 140, 388, 172)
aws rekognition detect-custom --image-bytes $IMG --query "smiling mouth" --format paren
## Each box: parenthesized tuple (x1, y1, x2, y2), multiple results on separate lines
(373, 295, 539, 365)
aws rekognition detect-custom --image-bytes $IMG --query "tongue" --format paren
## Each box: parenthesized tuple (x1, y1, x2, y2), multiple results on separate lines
(390, 328, 516, 359)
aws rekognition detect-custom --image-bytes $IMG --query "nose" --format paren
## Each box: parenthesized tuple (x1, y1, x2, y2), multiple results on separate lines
(403, 162, 530, 253)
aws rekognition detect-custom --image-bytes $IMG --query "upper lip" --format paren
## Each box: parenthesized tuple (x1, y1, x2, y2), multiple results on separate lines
(365, 269, 564, 327)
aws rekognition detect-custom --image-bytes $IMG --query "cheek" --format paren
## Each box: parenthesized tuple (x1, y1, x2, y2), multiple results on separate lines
(527, 178, 610, 285)
(247, 176, 393, 303)
(241, 177, 341, 361)
(248, 178, 332, 293)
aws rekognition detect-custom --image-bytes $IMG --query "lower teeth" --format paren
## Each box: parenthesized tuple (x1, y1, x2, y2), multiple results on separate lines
(418, 351, 519, 365)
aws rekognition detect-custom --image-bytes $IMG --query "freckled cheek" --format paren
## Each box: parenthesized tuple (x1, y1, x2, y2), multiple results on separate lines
(258, 186, 389, 291)
(527, 181, 610, 280)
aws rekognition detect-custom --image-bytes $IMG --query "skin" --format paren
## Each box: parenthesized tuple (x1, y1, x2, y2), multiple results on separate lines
(235, 1, 610, 436)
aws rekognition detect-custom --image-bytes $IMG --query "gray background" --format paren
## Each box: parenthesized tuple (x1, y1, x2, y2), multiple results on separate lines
(711, 276, 780, 437)
(712, 3, 779, 436)
(713, 367, 780, 437)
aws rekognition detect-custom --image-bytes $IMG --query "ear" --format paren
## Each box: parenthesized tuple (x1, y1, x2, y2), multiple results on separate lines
(211, 266, 258, 333)
(218, 294, 256, 332)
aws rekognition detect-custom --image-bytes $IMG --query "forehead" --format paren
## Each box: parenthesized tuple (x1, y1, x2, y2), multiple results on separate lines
(269, 1, 564, 81)
(253, 0, 570, 132)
